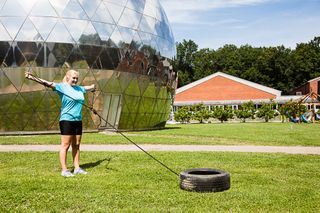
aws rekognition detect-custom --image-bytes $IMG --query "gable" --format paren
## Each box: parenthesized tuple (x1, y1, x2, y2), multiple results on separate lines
(175, 75, 279, 102)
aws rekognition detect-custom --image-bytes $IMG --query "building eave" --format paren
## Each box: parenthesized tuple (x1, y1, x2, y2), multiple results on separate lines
(308, 76, 320, 82)
(173, 95, 303, 106)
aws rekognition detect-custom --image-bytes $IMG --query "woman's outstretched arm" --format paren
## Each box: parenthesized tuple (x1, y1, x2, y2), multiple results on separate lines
(84, 84, 95, 92)
(25, 72, 56, 89)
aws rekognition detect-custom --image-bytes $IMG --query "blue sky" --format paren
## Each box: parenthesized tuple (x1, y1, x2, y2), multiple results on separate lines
(160, 0, 320, 50)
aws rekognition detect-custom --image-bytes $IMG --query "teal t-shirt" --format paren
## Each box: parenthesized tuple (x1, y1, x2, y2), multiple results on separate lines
(54, 83, 86, 121)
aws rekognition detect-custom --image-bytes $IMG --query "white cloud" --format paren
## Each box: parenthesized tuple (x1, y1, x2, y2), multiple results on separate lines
(159, 0, 320, 49)
(161, 0, 272, 12)
(160, 0, 273, 24)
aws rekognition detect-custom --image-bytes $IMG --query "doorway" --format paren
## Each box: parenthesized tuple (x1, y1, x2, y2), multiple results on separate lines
(100, 94, 122, 129)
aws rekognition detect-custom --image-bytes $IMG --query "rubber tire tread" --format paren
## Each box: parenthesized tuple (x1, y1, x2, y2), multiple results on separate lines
(180, 168, 230, 192)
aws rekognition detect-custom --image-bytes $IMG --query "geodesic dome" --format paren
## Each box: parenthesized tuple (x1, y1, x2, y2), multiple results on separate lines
(0, 0, 177, 132)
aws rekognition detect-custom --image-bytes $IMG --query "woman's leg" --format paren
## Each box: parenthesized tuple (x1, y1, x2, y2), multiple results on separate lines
(72, 135, 82, 169)
(60, 135, 73, 171)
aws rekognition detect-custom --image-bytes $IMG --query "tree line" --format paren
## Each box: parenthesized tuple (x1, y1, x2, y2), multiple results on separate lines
(172, 37, 320, 94)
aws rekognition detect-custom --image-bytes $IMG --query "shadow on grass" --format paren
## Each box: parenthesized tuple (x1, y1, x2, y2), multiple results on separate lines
(80, 157, 112, 170)
(130, 126, 182, 133)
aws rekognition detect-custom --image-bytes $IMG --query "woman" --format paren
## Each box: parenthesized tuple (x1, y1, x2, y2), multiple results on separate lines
(25, 70, 95, 177)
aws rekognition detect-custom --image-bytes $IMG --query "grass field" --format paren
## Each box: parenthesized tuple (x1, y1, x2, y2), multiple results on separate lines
(1, 122, 320, 146)
(1, 122, 320, 212)
(1, 151, 319, 212)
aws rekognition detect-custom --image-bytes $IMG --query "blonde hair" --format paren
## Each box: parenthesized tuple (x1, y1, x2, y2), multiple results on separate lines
(63, 69, 79, 83)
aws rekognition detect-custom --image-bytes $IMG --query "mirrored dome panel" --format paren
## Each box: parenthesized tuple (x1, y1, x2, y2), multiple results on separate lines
(0, 0, 177, 132)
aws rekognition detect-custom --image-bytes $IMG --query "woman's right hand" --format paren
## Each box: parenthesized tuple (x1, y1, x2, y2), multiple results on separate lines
(25, 72, 32, 79)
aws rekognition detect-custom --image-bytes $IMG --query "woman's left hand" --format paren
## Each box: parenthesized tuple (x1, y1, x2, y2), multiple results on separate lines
(84, 84, 96, 92)
(91, 84, 96, 92)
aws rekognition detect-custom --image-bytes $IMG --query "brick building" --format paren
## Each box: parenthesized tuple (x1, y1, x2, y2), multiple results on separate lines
(173, 72, 299, 110)
(288, 77, 320, 96)
(287, 77, 320, 111)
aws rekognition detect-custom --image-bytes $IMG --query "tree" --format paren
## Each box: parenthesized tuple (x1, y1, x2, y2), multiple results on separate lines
(174, 106, 192, 123)
(193, 48, 216, 80)
(172, 37, 320, 94)
(190, 103, 211, 123)
(173, 39, 198, 87)
(235, 101, 255, 122)
(279, 101, 307, 122)
(256, 101, 279, 122)
(290, 37, 320, 90)
(214, 44, 241, 76)
(212, 106, 234, 123)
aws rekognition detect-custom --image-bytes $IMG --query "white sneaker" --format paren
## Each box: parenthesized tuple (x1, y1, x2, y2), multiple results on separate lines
(74, 167, 87, 175)
(61, 170, 74, 177)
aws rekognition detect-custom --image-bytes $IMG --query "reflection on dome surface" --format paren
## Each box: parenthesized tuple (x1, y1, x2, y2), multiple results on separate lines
(0, 0, 177, 132)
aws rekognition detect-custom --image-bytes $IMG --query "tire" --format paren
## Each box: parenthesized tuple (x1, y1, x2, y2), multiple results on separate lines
(179, 168, 230, 193)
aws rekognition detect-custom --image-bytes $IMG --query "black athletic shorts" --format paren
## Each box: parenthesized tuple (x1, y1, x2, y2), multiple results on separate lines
(59, 120, 83, 135)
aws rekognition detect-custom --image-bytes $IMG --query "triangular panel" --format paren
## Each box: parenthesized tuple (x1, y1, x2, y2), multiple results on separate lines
(91, 2, 115, 24)
(29, 17, 58, 42)
(92, 22, 115, 42)
(79, 69, 97, 87)
(48, 0, 70, 17)
(37, 89, 61, 111)
(123, 76, 140, 96)
(61, 0, 89, 19)
(78, 22, 101, 45)
(142, 82, 156, 98)
(106, 0, 127, 7)
(126, 0, 146, 13)
(143, 1, 157, 18)
(90, 69, 111, 91)
(62, 19, 88, 43)
(30, 0, 58, 17)
(46, 20, 74, 43)
(66, 45, 88, 69)
(0, 77, 19, 112)
(0, 17, 25, 40)
(103, 2, 124, 24)
(23, 112, 48, 131)
(103, 72, 121, 93)
(95, 47, 118, 70)
(79, 44, 103, 68)
(17, 41, 43, 67)
(19, 90, 45, 112)
(0, 0, 5, 10)
(17, 0, 38, 14)
(0, 0, 27, 17)
(138, 75, 150, 95)
(109, 26, 123, 48)
(50, 42, 74, 67)
(0, 21, 12, 41)
(10, 44, 30, 67)
(139, 15, 156, 34)
(3, 112, 22, 131)
(130, 30, 142, 50)
(0, 41, 11, 64)
(78, 0, 101, 18)
(118, 26, 137, 45)
(15, 18, 43, 42)
(118, 8, 142, 29)
(118, 72, 134, 93)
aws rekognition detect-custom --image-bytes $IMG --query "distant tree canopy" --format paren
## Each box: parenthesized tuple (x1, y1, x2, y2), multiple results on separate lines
(172, 37, 320, 94)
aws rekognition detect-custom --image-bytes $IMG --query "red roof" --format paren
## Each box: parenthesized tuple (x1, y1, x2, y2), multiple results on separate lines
(175, 72, 281, 103)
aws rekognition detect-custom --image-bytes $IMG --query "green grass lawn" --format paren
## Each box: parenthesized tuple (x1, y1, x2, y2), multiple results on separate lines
(1, 122, 320, 146)
(1, 151, 319, 212)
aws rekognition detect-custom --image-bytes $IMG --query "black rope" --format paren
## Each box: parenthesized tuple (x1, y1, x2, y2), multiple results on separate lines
(28, 73, 179, 177)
